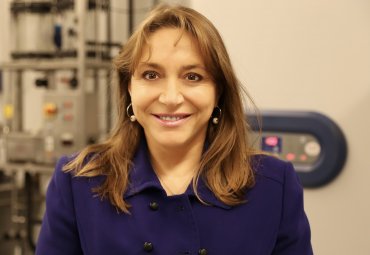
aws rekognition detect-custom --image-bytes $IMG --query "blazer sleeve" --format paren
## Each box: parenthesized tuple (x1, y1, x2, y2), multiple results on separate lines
(272, 162, 314, 255)
(35, 156, 83, 255)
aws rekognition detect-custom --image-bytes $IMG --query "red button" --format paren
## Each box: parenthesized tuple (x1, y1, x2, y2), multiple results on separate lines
(286, 153, 296, 161)
(300, 154, 308, 161)
(44, 103, 58, 116)
(63, 101, 73, 108)
(63, 114, 73, 121)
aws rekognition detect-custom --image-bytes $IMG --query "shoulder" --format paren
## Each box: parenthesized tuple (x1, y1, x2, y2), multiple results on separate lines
(53, 151, 99, 176)
(251, 154, 298, 186)
(249, 155, 313, 253)
(37, 155, 86, 254)
(51, 154, 79, 182)
(52, 155, 75, 185)
(48, 155, 79, 201)
(51, 153, 103, 190)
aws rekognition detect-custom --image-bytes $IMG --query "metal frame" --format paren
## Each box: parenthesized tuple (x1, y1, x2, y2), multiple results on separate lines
(0, 0, 113, 253)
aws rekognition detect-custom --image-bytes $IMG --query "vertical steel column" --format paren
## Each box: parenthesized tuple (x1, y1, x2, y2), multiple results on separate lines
(12, 70, 23, 132)
(106, 0, 111, 57)
(76, 0, 87, 92)
(76, 0, 87, 146)
(128, 0, 134, 36)
(106, 0, 112, 133)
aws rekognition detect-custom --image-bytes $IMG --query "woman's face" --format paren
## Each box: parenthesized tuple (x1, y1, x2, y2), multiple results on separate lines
(129, 28, 217, 150)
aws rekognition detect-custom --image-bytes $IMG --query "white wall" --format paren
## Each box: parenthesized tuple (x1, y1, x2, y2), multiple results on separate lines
(191, 1, 370, 254)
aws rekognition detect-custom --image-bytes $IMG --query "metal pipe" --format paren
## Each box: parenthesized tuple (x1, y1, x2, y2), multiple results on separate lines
(128, 0, 134, 36)
(25, 172, 36, 251)
(106, 0, 111, 58)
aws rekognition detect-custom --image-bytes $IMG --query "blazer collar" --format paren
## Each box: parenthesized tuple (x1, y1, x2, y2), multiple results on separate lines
(124, 138, 231, 210)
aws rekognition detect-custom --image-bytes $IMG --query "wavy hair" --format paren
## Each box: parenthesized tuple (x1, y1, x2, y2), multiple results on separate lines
(64, 4, 258, 213)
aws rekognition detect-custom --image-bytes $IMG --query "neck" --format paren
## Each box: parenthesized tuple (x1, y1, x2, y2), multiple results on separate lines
(147, 138, 204, 176)
(146, 138, 205, 195)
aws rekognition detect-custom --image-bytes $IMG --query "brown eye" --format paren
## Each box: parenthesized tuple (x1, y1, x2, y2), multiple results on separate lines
(186, 73, 202, 81)
(143, 71, 159, 80)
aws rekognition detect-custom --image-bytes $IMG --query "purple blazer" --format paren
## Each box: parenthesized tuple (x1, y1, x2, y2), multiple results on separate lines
(36, 140, 313, 255)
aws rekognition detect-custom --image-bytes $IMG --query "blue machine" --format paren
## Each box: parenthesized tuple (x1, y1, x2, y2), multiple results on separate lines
(248, 111, 347, 188)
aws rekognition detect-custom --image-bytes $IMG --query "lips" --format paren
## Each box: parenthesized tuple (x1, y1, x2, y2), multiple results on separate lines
(153, 113, 191, 123)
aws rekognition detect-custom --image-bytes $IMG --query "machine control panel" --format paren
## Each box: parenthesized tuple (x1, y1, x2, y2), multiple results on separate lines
(259, 132, 321, 167)
(42, 92, 99, 163)
(249, 111, 347, 187)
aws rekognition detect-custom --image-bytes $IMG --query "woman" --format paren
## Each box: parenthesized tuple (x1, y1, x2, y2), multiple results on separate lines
(36, 4, 313, 255)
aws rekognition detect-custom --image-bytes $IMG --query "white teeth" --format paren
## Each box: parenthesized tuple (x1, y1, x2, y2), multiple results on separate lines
(160, 116, 181, 121)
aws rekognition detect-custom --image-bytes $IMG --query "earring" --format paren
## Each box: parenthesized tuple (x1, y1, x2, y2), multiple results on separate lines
(212, 106, 221, 125)
(126, 103, 136, 122)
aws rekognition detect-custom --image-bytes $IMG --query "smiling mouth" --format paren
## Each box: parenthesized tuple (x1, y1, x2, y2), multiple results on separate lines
(153, 114, 190, 122)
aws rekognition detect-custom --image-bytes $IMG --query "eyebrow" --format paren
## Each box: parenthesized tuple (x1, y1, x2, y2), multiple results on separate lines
(137, 62, 207, 72)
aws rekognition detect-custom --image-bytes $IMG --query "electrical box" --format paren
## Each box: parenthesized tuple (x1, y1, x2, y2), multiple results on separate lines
(42, 91, 99, 164)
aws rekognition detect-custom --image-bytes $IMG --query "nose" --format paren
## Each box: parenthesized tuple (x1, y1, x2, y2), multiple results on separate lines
(158, 78, 184, 106)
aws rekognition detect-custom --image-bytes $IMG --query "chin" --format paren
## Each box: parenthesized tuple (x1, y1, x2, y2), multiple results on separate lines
(156, 137, 188, 148)
(145, 129, 206, 149)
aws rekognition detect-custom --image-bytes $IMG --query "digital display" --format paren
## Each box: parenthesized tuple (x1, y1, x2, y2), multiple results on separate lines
(262, 136, 282, 153)
(256, 133, 320, 165)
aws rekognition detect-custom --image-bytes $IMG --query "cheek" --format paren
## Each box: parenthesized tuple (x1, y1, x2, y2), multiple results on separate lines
(187, 86, 217, 109)
(130, 86, 158, 115)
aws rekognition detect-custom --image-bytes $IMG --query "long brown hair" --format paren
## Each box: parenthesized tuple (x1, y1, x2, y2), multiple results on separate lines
(64, 4, 258, 213)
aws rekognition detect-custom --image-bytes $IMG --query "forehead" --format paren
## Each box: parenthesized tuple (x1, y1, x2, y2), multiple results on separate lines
(139, 28, 204, 63)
